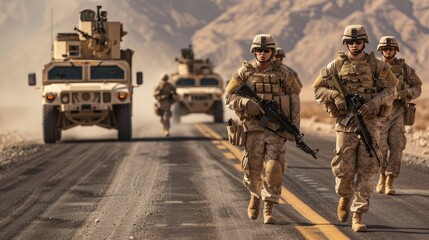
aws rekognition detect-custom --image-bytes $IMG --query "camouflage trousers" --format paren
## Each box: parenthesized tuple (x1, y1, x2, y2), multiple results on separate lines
(332, 129, 380, 213)
(158, 101, 172, 129)
(241, 130, 287, 203)
(380, 110, 406, 178)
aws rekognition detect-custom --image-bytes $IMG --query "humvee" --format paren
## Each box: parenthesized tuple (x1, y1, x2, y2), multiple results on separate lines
(28, 5, 143, 143)
(170, 45, 224, 123)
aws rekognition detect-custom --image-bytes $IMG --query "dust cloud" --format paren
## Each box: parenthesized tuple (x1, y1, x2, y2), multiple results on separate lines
(2, 0, 428, 142)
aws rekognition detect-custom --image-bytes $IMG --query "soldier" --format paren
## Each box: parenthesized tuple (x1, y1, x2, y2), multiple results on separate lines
(312, 25, 398, 232)
(273, 47, 303, 88)
(225, 34, 301, 224)
(376, 36, 422, 195)
(153, 73, 177, 136)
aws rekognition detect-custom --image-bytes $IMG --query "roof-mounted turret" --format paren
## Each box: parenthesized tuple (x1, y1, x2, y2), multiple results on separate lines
(53, 5, 127, 61)
(175, 44, 213, 75)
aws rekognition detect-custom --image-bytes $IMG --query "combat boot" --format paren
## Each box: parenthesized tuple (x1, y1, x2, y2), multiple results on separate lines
(352, 212, 367, 232)
(247, 195, 260, 220)
(163, 127, 170, 137)
(337, 197, 351, 222)
(263, 201, 276, 224)
(376, 173, 386, 194)
(385, 175, 395, 195)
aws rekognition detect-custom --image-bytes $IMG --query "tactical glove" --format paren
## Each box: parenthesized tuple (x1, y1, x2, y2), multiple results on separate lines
(244, 99, 264, 118)
(397, 89, 409, 100)
(358, 101, 376, 117)
(285, 132, 296, 142)
(333, 94, 347, 111)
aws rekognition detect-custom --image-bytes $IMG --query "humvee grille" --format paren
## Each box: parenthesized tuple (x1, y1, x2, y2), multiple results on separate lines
(186, 94, 212, 101)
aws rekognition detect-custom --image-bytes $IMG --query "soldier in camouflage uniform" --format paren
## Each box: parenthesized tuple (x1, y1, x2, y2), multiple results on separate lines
(376, 36, 422, 195)
(273, 47, 303, 88)
(225, 34, 301, 224)
(312, 25, 398, 232)
(153, 74, 177, 136)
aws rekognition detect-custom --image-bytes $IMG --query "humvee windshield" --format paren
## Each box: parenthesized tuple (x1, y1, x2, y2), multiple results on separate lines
(90, 66, 124, 79)
(48, 66, 82, 80)
(200, 77, 219, 86)
(176, 78, 195, 87)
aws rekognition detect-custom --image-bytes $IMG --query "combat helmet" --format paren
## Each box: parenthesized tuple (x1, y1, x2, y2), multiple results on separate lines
(342, 25, 369, 44)
(250, 34, 276, 53)
(274, 47, 285, 57)
(160, 73, 169, 81)
(377, 36, 399, 51)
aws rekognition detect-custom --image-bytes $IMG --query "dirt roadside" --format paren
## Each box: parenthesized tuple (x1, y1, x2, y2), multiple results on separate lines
(1, 119, 428, 170)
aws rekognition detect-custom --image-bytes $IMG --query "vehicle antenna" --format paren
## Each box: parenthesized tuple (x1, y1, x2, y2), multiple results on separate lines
(51, 8, 53, 60)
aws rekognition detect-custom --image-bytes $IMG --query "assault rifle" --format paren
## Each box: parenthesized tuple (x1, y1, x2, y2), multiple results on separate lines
(235, 83, 319, 159)
(331, 73, 383, 166)
(73, 27, 100, 41)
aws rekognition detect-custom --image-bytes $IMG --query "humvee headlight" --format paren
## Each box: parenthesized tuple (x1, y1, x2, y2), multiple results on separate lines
(46, 92, 56, 102)
(117, 91, 128, 100)
(215, 92, 222, 98)
(61, 93, 70, 104)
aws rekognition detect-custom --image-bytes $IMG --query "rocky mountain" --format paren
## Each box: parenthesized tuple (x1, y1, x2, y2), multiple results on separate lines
(192, 0, 429, 97)
(0, 0, 427, 131)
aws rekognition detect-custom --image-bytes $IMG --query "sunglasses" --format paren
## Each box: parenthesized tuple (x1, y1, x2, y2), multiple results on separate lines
(346, 40, 363, 45)
(381, 47, 395, 52)
(254, 48, 271, 53)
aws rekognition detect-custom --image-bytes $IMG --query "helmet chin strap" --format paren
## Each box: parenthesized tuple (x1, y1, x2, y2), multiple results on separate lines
(254, 53, 273, 63)
(383, 52, 396, 59)
(347, 43, 365, 56)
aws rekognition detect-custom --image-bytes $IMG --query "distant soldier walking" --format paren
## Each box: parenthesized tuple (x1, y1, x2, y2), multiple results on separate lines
(273, 47, 303, 88)
(376, 36, 422, 195)
(153, 73, 177, 136)
(312, 25, 398, 232)
(225, 34, 301, 224)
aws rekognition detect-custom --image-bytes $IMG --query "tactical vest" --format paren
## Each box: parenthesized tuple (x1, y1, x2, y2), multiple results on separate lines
(156, 83, 175, 101)
(333, 52, 384, 103)
(246, 63, 294, 118)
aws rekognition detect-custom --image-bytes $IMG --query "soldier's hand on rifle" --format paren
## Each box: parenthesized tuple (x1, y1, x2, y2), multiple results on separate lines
(397, 89, 409, 100)
(358, 101, 376, 117)
(333, 94, 347, 111)
(285, 132, 296, 142)
(243, 99, 265, 117)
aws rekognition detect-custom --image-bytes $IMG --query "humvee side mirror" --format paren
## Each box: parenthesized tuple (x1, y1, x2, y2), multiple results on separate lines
(28, 73, 36, 86)
(136, 72, 143, 85)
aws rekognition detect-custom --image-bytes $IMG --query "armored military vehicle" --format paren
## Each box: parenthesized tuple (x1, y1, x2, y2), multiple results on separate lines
(170, 45, 224, 123)
(28, 5, 143, 143)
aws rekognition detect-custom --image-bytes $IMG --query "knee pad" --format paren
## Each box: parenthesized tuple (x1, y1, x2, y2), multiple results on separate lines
(265, 160, 283, 186)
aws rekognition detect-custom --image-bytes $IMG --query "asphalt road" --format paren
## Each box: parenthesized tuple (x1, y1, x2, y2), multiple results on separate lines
(0, 120, 428, 240)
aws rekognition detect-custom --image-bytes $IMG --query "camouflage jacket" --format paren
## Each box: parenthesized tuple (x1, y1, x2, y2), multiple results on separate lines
(225, 60, 301, 133)
(153, 81, 177, 104)
(312, 51, 398, 132)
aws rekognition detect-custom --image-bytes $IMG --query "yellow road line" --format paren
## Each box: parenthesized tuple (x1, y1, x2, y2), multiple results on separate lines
(223, 152, 236, 160)
(296, 226, 327, 240)
(195, 123, 349, 240)
(216, 145, 227, 150)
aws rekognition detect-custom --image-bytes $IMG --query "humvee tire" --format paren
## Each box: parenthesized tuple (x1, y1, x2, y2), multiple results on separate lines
(56, 130, 62, 141)
(213, 101, 224, 123)
(172, 104, 181, 124)
(115, 104, 132, 141)
(43, 105, 59, 144)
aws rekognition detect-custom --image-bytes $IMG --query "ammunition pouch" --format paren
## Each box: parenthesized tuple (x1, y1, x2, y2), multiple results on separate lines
(325, 101, 339, 118)
(378, 104, 393, 118)
(153, 102, 162, 116)
(404, 103, 416, 126)
(227, 118, 247, 146)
